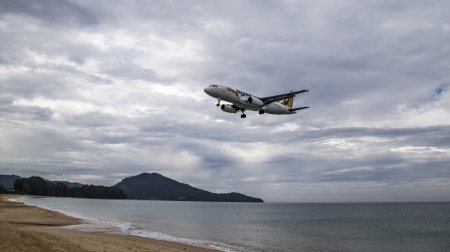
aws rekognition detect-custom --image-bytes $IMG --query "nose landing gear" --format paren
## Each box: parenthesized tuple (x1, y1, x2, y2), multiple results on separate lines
(216, 98, 221, 107)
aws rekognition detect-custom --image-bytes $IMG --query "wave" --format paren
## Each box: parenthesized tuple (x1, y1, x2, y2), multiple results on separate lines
(11, 197, 249, 252)
(80, 218, 247, 252)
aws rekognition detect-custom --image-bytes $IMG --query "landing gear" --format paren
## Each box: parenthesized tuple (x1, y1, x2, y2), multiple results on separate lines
(216, 98, 221, 107)
(240, 110, 247, 119)
(259, 110, 265, 115)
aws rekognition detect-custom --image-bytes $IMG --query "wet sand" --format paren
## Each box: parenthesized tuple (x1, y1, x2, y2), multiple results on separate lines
(0, 194, 218, 252)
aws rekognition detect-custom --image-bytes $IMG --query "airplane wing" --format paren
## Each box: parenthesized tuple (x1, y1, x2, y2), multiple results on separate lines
(259, 90, 309, 105)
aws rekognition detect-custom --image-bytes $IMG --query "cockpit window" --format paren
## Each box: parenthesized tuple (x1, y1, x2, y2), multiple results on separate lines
(209, 85, 218, 87)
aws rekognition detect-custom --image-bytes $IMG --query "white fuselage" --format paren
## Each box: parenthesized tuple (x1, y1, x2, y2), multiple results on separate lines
(204, 85, 295, 115)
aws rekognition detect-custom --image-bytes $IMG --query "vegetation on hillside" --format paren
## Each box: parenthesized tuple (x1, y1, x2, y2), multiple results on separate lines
(3, 173, 263, 202)
(0, 175, 22, 189)
(0, 184, 7, 194)
(13, 176, 126, 199)
(0, 183, 20, 195)
(115, 173, 264, 202)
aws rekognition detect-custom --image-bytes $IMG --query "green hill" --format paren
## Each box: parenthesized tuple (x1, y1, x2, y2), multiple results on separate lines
(0, 175, 22, 189)
(13, 176, 126, 199)
(115, 173, 264, 202)
(0, 175, 84, 189)
(51, 180, 84, 188)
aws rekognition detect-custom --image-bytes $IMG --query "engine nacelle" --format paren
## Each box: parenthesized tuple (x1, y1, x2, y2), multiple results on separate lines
(247, 96, 264, 107)
(221, 104, 238, 113)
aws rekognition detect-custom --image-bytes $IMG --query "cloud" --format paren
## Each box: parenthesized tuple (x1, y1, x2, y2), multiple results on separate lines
(0, 0, 99, 25)
(0, 0, 449, 202)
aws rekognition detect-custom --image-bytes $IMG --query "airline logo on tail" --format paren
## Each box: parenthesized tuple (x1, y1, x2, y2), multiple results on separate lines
(281, 91, 294, 108)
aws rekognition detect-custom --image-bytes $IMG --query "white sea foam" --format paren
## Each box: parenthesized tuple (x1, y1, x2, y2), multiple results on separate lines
(128, 229, 246, 252)
(71, 216, 246, 252)
(12, 197, 450, 252)
(11, 197, 248, 252)
(88, 219, 246, 252)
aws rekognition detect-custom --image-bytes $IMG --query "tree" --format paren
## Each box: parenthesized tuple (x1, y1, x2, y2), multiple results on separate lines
(13, 177, 126, 199)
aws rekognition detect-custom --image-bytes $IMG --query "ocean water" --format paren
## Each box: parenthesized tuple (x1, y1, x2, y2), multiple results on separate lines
(14, 197, 450, 252)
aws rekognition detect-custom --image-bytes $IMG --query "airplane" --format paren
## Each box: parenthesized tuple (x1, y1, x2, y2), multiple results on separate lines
(204, 84, 309, 118)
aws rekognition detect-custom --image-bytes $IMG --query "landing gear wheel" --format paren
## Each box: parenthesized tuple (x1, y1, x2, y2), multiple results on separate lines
(259, 110, 265, 115)
(241, 114, 246, 119)
(216, 98, 221, 107)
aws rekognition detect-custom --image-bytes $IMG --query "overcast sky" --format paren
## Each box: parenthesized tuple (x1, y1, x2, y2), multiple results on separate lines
(1, 0, 449, 202)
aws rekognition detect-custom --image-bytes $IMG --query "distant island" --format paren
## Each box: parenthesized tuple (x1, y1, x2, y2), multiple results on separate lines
(115, 173, 264, 202)
(0, 173, 264, 202)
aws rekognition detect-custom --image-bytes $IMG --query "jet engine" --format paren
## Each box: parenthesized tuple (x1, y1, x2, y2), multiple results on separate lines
(247, 96, 264, 107)
(221, 104, 238, 113)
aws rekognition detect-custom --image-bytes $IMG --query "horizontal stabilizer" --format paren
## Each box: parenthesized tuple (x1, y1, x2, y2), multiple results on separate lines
(260, 89, 309, 105)
(288, 106, 309, 112)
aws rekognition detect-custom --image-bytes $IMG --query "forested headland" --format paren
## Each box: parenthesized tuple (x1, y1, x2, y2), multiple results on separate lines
(2, 173, 263, 202)
(13, 176, 126, 199)
(0, 184, 13, 194)
(115, 173, 264, 202)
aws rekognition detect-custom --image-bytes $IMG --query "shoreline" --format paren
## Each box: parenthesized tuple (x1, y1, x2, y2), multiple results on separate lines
(0, 194, 219, 252)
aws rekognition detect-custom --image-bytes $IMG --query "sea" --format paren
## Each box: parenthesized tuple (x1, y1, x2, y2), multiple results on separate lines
(13, 197, 450, 252)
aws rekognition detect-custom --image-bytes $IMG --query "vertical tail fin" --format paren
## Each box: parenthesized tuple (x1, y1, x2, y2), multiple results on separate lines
(281, 91, 294, 108)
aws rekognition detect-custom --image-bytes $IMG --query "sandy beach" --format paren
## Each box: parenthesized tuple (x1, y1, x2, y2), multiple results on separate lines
(0, 194, 218, 252)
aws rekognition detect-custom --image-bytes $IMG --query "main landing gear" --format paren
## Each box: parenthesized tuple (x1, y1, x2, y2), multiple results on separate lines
(259, 110, 265, 115)
(216, 98, 221, 106)
(240, 109, 247, 119)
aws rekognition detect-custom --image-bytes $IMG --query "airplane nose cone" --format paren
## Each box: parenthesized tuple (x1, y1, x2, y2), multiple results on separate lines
(204, 87, 211, 95)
